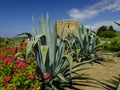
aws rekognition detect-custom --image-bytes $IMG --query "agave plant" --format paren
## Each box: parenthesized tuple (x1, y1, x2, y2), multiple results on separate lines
(64, 32, 80, 62)
(23, 14, 97, 90)
(76, 25, 103, 62)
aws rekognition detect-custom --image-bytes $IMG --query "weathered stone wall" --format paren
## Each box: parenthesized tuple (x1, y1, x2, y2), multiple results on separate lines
(57, 20, 78, 37)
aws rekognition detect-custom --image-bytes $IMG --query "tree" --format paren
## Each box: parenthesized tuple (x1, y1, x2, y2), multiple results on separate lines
(97, 25, 116, 38)
(108, 25, 116, 32)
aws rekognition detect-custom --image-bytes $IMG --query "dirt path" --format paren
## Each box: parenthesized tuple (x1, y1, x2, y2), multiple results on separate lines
(76, 53, 120, 90)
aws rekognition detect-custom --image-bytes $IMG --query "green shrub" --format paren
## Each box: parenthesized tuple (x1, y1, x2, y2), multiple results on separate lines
(97, 25, 116, 38)
(0, 37, 4, 47)
(103, 40, 120, 52)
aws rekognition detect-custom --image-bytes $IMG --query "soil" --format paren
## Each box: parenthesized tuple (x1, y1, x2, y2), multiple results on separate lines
(74, 53, 120, 90)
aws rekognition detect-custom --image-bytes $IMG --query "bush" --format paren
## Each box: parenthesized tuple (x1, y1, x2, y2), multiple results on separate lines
(97, 25, 116, 38)
(103, 40, 120, 52)
(0, 37, 4, 47)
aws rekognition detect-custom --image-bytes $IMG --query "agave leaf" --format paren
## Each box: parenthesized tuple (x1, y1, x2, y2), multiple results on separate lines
(33, 34, 45, 46)
(39, 15, 46, 34)
(51, 20, 57, 66)
(55, 42, 65, 67)
(32, 15, 37, 35)
(57, 73, 67, 82)
(54, 58, 66, 75)
(65, 68, 90, 76)
(66, 55, 73, 76)
(15, 32, 32, 39)
(114, 21, 120, 26)
(32, 26, 37, 36)
(117, 84, 120, 90)
(26, 40, 34, 57)
(45, 13, 51, 46)
(41, 45, 49, 65)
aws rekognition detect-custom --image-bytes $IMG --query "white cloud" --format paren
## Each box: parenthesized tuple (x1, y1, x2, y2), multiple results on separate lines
(86, 20, 120, 31)
(68, 0, 120, 20)
(68, 8, 97, 20)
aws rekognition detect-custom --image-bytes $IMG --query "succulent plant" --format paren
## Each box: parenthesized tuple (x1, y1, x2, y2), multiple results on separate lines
(76, 24, 103, 62)
(64, 32, 80, 62)
(24, 14, 96, 90)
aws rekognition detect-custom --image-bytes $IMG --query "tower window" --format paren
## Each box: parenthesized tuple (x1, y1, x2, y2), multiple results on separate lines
(68, 25, 69, 28)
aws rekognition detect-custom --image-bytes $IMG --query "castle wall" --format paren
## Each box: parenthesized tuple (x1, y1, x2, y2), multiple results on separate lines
(57, 20, 78, 37)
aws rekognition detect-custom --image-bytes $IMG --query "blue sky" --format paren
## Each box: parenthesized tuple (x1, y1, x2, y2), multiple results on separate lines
(0, 0, 120, 37)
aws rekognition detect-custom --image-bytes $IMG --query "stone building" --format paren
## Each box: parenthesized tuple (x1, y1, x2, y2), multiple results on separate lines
(57, 19, 78, 37)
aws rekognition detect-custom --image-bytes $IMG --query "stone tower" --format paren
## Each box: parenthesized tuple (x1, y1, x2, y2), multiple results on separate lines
(57, 19, 78, 37)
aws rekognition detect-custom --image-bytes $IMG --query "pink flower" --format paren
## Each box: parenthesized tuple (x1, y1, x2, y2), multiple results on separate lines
(4, 76, 11, 82)
(3, 57, 11, 63)
(13, 86, 17, 90)
(19, 62, 26, 67)
(27, 74, 35, 79)
(43, 73, 51, 80)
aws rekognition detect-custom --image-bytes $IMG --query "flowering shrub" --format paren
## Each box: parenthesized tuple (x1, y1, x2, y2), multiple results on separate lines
(0, 42, 40, 90)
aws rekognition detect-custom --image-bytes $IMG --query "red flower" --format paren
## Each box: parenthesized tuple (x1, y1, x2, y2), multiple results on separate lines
(32, 87, 37, 90)
(0, 56, 5, 59)
(43, 73, 51, 80)
(2, 81, 8, 87)
(15, 58, 20, 63)
(3, 57, 11, 63)
(13, 72, 19, 76)
(4, 76, 11, 81)
(27, 74, 35, 79)
(13, 64, 19, 70)
(19, 62, 26, 67)
(13, 86, 17, 90)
